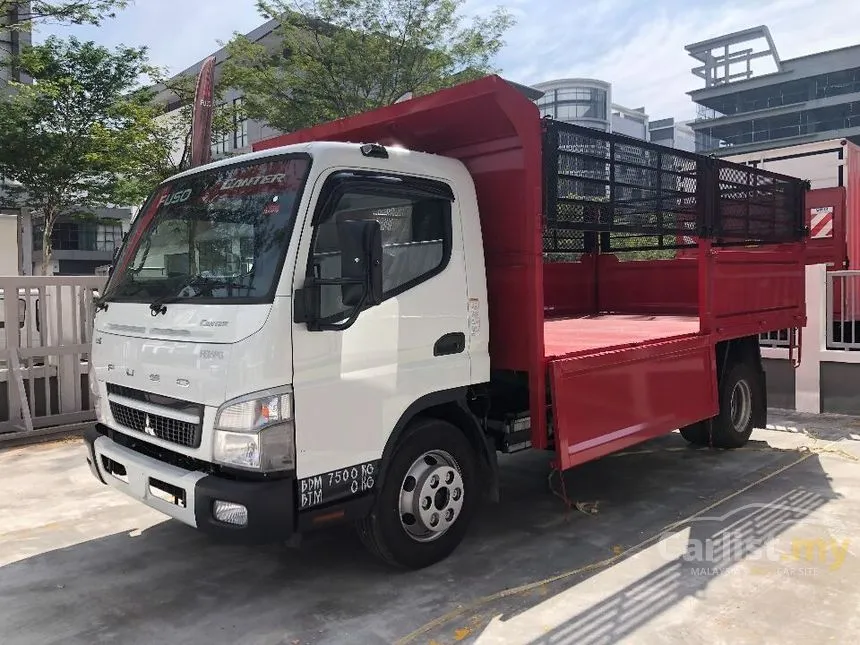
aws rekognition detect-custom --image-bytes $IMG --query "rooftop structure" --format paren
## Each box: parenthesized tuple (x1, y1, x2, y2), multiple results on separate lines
(687, 25, 860, 155)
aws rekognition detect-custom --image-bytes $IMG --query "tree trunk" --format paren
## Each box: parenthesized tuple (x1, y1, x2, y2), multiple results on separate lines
(40, 210, 56, 276)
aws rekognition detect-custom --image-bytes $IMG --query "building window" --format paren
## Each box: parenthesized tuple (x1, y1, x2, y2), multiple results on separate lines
(51, 221, 79, 251)
(96, 221, 124, 253)
(536, 92, 555, 108)
(537, 86, 608, 123)
(233, 97, 248, 149)
(211, 103, 229, 155)
(33, 219, 124, 252)
(557, 103, 604, 120)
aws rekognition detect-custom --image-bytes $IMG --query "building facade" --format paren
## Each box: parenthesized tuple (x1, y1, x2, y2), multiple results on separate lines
(531, 78, 650, 139)
(0, 2, 31, 87)
(648, 117, 696, 152)
(26, 209, 132, 275)
(687, 25, 860, 155)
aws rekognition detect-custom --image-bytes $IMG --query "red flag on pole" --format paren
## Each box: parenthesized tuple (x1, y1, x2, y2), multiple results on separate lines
(189, 56, 216, 168)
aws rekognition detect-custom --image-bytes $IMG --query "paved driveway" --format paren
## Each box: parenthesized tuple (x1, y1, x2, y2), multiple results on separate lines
(2, 410, 859, 644)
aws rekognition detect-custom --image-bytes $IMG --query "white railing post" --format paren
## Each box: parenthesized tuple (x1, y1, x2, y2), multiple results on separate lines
(1, 279, 23, 425)
(795, 264, 826, 413)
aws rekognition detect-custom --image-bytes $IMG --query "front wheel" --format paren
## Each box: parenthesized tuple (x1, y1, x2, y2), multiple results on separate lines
(356, 417, 478, 569)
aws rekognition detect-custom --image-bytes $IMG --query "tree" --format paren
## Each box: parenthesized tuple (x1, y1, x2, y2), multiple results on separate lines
(0, 36, 170, 274)
(0, 1, 128, 29)
(222, 0, 515, 132)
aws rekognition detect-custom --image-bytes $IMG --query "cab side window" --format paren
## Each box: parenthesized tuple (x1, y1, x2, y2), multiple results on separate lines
(310, 180, 452, 320)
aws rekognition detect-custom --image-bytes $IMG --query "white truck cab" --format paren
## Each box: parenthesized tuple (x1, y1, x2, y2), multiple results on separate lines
(85, 141, 493, 569)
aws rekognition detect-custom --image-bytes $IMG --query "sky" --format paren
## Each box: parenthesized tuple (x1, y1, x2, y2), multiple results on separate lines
(36, 0, 860, 121)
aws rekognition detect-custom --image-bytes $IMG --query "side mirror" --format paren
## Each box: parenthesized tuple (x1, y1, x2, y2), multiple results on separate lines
(294, 219, 383, 330)
(338, 219, 382, 307)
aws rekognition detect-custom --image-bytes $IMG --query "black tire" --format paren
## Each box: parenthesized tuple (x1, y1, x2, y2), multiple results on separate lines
(679, 421, 710, 446)
(681, 360, 761, 449)
(709, 360, 760, 449)
(356, 417, 479, 569)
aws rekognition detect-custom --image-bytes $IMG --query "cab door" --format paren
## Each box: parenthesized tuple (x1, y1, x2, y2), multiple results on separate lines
(290, 168, 471, 508)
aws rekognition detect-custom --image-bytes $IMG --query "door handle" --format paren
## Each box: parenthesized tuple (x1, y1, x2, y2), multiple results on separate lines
(434, 332, 466, 356)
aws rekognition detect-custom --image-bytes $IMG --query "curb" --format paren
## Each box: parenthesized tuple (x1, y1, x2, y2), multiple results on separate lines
(0, 423, 88, 450)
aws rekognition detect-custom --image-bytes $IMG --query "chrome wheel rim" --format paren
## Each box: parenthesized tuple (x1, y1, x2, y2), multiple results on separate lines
(399, 450, 465, 542)
(730, 379, 752, 432)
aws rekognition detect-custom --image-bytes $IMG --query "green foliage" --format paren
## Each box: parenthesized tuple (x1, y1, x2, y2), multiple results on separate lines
(0, 36, 168, 273)
(222, 0, 515, 132)
(0, 0, 128, 29)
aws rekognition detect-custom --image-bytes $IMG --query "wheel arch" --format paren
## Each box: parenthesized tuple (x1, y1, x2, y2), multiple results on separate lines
(378, 388, 499, 503)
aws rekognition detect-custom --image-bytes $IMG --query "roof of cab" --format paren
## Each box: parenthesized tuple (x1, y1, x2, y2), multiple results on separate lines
(162, 140, 468, 185)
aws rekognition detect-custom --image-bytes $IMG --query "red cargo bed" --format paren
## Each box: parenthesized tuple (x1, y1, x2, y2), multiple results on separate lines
(255, 74, 807, 473)
(544, 314, 700, 359)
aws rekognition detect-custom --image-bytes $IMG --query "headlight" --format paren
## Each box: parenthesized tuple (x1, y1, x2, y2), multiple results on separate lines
(213, 387, 295, 472)
(214, 391, 292, 432)
(214, 424, 294, 471)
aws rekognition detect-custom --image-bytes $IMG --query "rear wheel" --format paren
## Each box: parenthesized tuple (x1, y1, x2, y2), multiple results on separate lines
(680, 360, 761, 449)
(356, 417, 478, 569)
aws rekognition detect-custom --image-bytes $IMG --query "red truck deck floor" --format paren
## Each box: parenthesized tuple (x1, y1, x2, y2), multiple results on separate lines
(544, 314, 701, 359)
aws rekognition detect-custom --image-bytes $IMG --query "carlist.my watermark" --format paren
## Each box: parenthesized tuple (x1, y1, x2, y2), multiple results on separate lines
(654, 501, 851, 577)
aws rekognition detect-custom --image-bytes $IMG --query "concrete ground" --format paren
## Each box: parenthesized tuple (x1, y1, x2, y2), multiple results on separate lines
(1, 411, 859, 645)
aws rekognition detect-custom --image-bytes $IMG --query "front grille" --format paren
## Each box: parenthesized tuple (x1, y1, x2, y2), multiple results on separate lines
(106, 384, 202, 449)
(109, 401, 201, 448)
(107, 383, 203, 448)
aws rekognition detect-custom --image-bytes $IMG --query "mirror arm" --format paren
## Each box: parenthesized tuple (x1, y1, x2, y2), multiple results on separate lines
(314, 291, 367, 332)
(300, 276, 369, 332)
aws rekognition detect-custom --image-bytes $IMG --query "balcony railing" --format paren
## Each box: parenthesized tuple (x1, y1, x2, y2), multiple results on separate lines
(694, 105, 726, 122)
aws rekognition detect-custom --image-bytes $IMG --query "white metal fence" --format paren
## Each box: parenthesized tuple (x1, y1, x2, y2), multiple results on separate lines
(760, 270, 860, 352)
(0, 276, 105, 438)
(759, 329, 791, 348)
(826, 270, 860, 351)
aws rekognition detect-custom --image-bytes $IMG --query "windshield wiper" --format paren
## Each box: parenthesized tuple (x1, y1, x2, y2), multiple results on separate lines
(149, 276, 249, 316)
(149, 275, 209, 316)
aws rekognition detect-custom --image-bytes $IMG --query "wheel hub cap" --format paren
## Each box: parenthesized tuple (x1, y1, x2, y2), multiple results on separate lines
(730, 379, 752, 432)
(399, 450, 465, 542)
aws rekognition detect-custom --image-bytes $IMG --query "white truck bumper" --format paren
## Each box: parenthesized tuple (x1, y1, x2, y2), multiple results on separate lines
(90, 433, 206, 528)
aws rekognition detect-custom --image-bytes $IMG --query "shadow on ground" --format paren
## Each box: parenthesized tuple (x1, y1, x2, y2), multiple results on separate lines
(0, 418, 853, 645)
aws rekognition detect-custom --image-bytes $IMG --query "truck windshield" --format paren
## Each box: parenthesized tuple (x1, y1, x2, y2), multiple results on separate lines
(105, 155, 311, 305)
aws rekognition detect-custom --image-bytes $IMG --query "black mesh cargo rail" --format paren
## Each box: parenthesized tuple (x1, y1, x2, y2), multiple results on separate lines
(541, 118, 806, 257)
(713, 161, 806, 243)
